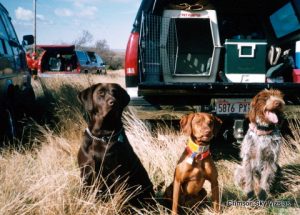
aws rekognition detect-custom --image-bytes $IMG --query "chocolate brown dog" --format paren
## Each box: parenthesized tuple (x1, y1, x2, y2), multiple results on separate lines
(165, 112, 222, 214)
(77, 83, 154, 207)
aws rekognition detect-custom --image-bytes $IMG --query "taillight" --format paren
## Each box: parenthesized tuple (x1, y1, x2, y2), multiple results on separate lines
(77, 62, 80, 73)
(37, 60, 41, 73)
(125, 32, 139, 87)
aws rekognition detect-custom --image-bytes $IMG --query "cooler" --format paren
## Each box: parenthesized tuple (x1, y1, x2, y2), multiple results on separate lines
(224, 39, 267, 83)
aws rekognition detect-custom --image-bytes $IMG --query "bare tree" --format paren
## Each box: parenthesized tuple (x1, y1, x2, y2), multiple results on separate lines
(92, 39, 123, 70)
(74, 30, 93, 49)
(95, 39, 110, 53)
(74, 33, 124, 70)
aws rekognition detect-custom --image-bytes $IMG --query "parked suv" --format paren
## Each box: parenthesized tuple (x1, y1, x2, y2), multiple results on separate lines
(125, 0, 300, 144)
(0, 3, 34, 142)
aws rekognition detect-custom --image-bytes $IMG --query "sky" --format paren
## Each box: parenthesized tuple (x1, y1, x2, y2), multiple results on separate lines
(0, 0, 140, 50)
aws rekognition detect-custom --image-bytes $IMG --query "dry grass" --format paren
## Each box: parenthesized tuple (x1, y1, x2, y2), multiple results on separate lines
(0, 71, 299, 214)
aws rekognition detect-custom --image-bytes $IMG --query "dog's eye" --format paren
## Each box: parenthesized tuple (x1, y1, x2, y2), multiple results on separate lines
(208, 121, 213, 126)
(258, 97, 267, 102)
(98, 89, 105, 96)
(111, 88, 117, 95)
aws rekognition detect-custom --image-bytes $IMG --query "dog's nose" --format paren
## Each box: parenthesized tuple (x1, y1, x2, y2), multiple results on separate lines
(108, 99, 115, 106)
(204, 130, 212, 136)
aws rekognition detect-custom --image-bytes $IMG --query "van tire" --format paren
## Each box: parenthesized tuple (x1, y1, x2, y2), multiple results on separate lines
(18, 86, 35, 116)
(0, 106, 16, 144)
(5, 108, 16, 140)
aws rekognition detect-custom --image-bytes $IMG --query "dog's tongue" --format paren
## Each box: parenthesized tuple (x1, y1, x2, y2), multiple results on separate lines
(265, 111, 278, 124)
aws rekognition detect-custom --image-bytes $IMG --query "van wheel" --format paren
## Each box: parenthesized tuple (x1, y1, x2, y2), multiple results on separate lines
(30, 69, 37, 76)
(0, 108, 16, 144)
(6, 108, 16, 139)
(18, 86, 35, 116)
(84, 70, 88, 74)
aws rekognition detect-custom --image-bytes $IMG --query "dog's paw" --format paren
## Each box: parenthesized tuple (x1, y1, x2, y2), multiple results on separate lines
(258, 189, 268, 200)
(246, 191, 255, 200)
(198, 188, 207, 199)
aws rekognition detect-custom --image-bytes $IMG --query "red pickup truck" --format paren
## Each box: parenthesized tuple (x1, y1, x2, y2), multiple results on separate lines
(27, 45, 80, 75)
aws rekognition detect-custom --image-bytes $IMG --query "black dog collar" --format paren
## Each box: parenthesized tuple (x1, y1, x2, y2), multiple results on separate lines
(256, 124, 276, 131)
(85, 128, 124, 142)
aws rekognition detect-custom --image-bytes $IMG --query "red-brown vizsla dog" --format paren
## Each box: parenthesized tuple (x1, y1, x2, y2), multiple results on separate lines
(165, 112, 222, 214)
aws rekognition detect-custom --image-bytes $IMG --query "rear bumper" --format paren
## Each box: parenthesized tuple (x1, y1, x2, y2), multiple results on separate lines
(126, 75, 138, 87)
(139, 82, 300, 97)
(137, 82, 300, 105)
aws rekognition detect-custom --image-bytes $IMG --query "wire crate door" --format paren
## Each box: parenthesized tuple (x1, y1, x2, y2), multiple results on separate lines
(140, 14, 177, 82)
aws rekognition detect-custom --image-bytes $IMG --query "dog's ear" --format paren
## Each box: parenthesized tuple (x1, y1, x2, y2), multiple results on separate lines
(78, 84, 98, 112)
(213, 115, 223, 136)
(247, 106, 256, 123)
(180, 113, 195, 136)
(247, 93, 259, 123)
(118, 85, 130, 108)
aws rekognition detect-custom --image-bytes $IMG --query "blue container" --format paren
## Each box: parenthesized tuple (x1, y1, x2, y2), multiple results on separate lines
(295, 40, 300, 69)
(296, 53, 300, 69)
(296, 41, 300, 69)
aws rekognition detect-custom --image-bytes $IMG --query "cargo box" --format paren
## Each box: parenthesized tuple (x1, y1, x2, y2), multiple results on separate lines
(224, 39, 267, 83)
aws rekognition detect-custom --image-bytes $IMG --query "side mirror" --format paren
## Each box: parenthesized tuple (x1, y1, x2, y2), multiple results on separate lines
(22, 35, 34, 46)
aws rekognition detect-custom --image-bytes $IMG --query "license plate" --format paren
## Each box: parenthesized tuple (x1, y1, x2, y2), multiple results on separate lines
(215, 98, 251, 115)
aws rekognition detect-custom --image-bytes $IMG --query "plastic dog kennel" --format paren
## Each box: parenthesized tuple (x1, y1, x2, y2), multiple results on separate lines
(139, 9, 222, 83)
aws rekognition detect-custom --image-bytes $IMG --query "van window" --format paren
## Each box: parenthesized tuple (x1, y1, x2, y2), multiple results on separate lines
(0, 38, 5, 54)
(89, 54, 96, 63)
(96, 54, 103, 64)
(0, 12, 18, 41)
(0, 16, 8, 39)
(76, 51, 87, 60)
(4, 39, 12, 55)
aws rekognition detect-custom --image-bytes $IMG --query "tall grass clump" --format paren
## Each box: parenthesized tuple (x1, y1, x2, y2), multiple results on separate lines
(0, 73, 299, 214)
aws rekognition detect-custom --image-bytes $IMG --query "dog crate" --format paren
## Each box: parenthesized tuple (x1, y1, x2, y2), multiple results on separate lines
(139, 10, 222, 83)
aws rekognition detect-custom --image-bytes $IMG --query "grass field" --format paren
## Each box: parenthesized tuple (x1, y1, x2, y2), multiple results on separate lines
(0, 70, 299, 214)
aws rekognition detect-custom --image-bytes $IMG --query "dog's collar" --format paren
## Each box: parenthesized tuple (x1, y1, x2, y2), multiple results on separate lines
(185, 138, 210, 164)
(249, 123, 275, 136)
(85, 127, 124, 142)
(257, 123, 275, 131)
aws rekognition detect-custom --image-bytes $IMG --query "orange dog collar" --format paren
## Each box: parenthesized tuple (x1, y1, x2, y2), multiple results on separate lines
(186, 138, 210, 164)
